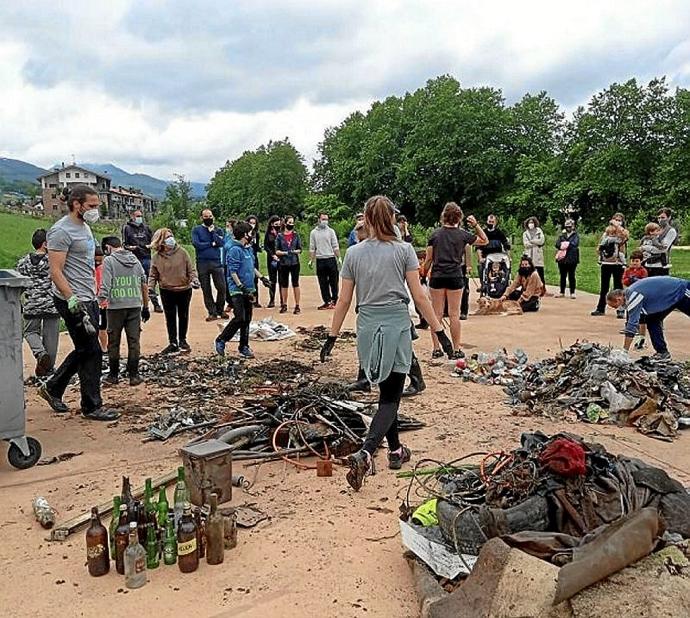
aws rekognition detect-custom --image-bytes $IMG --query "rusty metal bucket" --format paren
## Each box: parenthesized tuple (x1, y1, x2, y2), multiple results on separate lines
(179, 439, 233, 506)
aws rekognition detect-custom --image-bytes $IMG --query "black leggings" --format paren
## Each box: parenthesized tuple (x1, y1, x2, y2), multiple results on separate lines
(362, 372, 406, 455)
(558, 263, 577, 294)
(535, 266, 545, 285)
(160, 288, 192, 345)
(278, 263, 300, 289)
(596, 264, 623, 312)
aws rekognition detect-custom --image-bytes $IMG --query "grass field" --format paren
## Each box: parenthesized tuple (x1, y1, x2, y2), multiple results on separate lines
(2, 211, 689, 295)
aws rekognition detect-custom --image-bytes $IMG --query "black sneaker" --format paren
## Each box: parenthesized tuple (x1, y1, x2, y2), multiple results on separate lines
(388, 445, 411, 470)
(102, 374, 119, 387)
(179, 341, 191, 354)
(460, 314, 468, 321)
(35, 352, 53, 377)
(591, 310, 605, 316)
(82, 408, 121, 421)
(616, 310, 625, 319)
(317, 303, 330, 310)
(651, 352, 671, 362)
(279, 305, 288, 314)
(129, 375, 144, 386)
(293, 305, 301, 315)
(38, 384, 68, 413)
(346, 450, 374, 492)
(431, 349, 444, 359)
(161, 343, 180, 355)
(452, 350, 465, 360)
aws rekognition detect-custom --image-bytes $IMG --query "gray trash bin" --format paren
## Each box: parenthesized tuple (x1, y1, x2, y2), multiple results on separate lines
(0, 269, 42, 469)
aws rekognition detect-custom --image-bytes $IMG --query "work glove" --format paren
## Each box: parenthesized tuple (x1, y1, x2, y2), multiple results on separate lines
(67, 295, 80, 314)
(320, 335, 337, 363)
(141, 306, 151, 323)
(260, 276, 271, 288)
(435, 330, 454, 359)
(191, 280, 201, 289)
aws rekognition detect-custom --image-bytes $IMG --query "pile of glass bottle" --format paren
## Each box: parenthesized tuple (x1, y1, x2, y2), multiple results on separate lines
(85, 466, 226, 588)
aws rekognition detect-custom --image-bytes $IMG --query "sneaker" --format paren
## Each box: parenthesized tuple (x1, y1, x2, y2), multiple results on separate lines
(415, 321, 429, 330)
(179, 341, 191, 354)
(205, 315, 219, 322)
(239, 346, 255, 359)
(317, 303, 330, 310)
(82, 408, 121, 422)
(35, 352, 52, 377)
(590, 310, 605, 316)
(431, 349, 444, 359)
(220, 312, 230, 319)
(102, 374, 119, 387)
(253, 302, 262, 309)
(633, 335, 646, 351)
(129, 375, 144, 387)
(346, 450, 374, 492)
(452, 349, 465, 360)
(214, 339, 226, 356)
(328, 301, 337, 309)
(161, 343, 180, 355)
(388, 445, 411, 470)
(556, 293, 565, 298)
(279, 305, 288, 314)
(38, 384, 68, 414)
(570, 293, 577, 300)
(153, 304, 164, 314)
(293, 305, 301, 315)
(460, 313, 468, 321)
(616, 309, 625, 319)
(651, 352, 671, 362)
(267, 301, 275, 308)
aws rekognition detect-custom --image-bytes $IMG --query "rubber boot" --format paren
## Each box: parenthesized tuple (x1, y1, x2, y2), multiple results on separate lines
(267, 285, 276, 308)
(402, 355, 426, 397)
(348, 366, 371, 393)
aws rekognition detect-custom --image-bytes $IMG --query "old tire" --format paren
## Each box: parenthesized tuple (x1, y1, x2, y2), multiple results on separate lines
(7, 437, 42, 470)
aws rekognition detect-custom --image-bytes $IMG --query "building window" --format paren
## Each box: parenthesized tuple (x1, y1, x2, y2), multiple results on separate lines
(66, 172, 71, 178)
(75, 172, 80, 178)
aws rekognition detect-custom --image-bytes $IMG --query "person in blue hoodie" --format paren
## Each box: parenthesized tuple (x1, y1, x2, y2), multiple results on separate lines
(606, 276, 690, 360)
(192, 208, 227, 321)
(215, 222, 270, 358)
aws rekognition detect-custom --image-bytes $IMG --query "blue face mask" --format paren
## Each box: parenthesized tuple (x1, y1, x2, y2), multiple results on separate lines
(134, 217, 143, 225)
(164, 237, 176, 249)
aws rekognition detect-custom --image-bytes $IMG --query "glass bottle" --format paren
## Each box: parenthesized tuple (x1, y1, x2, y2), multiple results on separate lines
(86, 506, 110, 576)
(177, 503, 198, 573)
(146, 523, 159, 569)
(144, 478, 156, 524)
(114, 504, 130, 575)
(120, 476, 136, 515)
(205, 493, 224, 565)
(134, 500, 147, 545)
(163, 518, 177, 566)
(109, 496, 121, 560)
(173, 466, 190, 530)
(157, 486, 169, 528)
(194, 506, 206, 559)
(124, 522, 147, 589)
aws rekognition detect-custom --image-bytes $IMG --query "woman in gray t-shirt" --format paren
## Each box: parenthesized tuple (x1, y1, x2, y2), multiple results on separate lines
(320, 195, 453, 491)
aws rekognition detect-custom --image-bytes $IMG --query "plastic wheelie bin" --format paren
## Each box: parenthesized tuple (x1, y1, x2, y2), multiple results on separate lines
(0, 269, 42, 469)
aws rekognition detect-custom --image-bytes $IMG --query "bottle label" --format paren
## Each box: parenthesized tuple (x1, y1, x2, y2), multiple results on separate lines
(177, 538, 197, 556)
(87, 544, 106, 559)
(135, 557, 145, 574)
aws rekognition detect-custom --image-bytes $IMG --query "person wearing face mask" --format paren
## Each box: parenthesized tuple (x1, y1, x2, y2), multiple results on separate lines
(592, 213, 629, 317)
(555, 219, 580, 298)
(309, 213, 341, 309)
(501, 256, 542, 312)
(245, 215, 263, 308)
(478, 214, 510, 280)
(122, 210, 161, 314)
(38, 185, 120, 422)
(348, 213, 365, 247)
(192, 209, 228, 321)
(522, 217, 546, 294)
(263, 216, 282, 308)
(644, 208, 678, 277)
(215, 222, 271, 358)
(149, 228, 200, 355)
(275, 215, 303, 314)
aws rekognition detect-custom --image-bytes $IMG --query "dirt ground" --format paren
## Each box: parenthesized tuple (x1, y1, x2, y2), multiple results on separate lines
(1, 278, 688, 618)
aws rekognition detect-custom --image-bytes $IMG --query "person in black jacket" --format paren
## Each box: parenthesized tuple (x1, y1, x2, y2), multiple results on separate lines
(477, 214, 510, 280)
(263, 215, 282, 308)
(555, 219, 580, 298)
(246, 215, 262, 308)
(122, 210, 162, 312)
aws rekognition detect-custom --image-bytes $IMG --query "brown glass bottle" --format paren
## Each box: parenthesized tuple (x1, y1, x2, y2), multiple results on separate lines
(194, 506, 206, 559)
(120, 476, 136, 515)
(134, 501, 147, 545)
(114, 504, 130, 575)
(177, 503, 198, 573)
(86, 506, 110, 576)
(205, 493, 224, 565)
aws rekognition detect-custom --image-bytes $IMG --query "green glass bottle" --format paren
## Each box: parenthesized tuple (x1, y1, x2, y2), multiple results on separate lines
(109, 496, 121, 560)
(157, 486, 169, 527)
(163, 518, 177, 566)
(146, 523, 159, 569)
(144, 478, 156, 523)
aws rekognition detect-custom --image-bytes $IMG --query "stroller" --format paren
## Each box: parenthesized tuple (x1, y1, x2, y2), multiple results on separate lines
(481, 252, 511, 299)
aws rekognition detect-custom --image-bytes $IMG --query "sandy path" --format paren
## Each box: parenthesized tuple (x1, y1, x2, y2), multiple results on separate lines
(1, 278, 688, 617)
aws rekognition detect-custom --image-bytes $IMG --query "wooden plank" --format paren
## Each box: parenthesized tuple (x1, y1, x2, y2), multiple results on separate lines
(49, 470, 178, 542)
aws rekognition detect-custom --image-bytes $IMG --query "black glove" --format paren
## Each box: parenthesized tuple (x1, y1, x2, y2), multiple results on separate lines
(238, 284, 249, 295)
(435, 330, 454, 359)
(260, 276, 271, 288)
(320, 335, 337, 363)
(420, 275, 428, 286)
(141, 306, 151, 323)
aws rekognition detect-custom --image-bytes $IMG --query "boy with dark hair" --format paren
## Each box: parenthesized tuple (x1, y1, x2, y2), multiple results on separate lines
(17, 228, 60, 376)
(98, 235, 150, 386)
(623, 250, 649, 350)
(215, 222, 270, 358)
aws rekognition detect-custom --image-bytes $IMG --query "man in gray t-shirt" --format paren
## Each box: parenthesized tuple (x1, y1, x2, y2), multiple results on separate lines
(39, 185, 119, 422)
(47, 216, 97, 301)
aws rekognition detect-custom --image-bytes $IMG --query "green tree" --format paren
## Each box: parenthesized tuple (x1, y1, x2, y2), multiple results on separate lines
(152, 174, 194, 242)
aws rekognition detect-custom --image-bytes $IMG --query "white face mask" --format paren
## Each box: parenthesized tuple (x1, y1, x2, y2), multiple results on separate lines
(318, 221, 328, 229)
(164, 237, 176, 248)
(82, 208, 100, 224)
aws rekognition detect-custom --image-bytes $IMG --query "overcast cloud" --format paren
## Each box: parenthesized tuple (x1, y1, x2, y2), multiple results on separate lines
(1, 0, 689, 182)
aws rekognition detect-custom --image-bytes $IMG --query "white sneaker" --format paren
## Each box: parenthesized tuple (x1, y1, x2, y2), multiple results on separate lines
(570, 293, 577, 300)
(556, 293, 565, 298)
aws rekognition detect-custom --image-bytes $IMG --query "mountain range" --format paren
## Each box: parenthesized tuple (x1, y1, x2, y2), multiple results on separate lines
(0, 157, 206, 198)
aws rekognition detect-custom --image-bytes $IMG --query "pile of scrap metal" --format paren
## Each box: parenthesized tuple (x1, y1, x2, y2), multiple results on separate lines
(295, 325, 357, 350)
(501, 342, 690, 440)
(400, 431, 690, 603)
(186, 382, 425, 465)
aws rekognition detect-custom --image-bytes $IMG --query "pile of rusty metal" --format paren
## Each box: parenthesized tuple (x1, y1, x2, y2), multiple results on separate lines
(502, 343, 690, 440)
(295, 325, 357, 350)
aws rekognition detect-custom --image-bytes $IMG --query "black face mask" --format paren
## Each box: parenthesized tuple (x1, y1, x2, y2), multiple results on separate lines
(285, 224, 294, 230)
(203, 218, 214, 227)
(518, 267, 533, 277)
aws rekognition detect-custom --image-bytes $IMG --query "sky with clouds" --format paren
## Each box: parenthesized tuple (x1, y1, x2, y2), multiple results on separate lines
(1, 0, 689, 182)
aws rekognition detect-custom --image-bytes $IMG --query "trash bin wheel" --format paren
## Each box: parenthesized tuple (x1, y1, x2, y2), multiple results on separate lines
(7, 437, 42, 470)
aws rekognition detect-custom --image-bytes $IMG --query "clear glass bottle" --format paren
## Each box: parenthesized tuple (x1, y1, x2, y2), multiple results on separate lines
(124, 521, 147, 589)
(173, 466, 190, 530)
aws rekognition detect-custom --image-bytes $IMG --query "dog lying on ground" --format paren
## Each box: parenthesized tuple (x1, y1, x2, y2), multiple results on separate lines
(474, 297, 523, 316)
